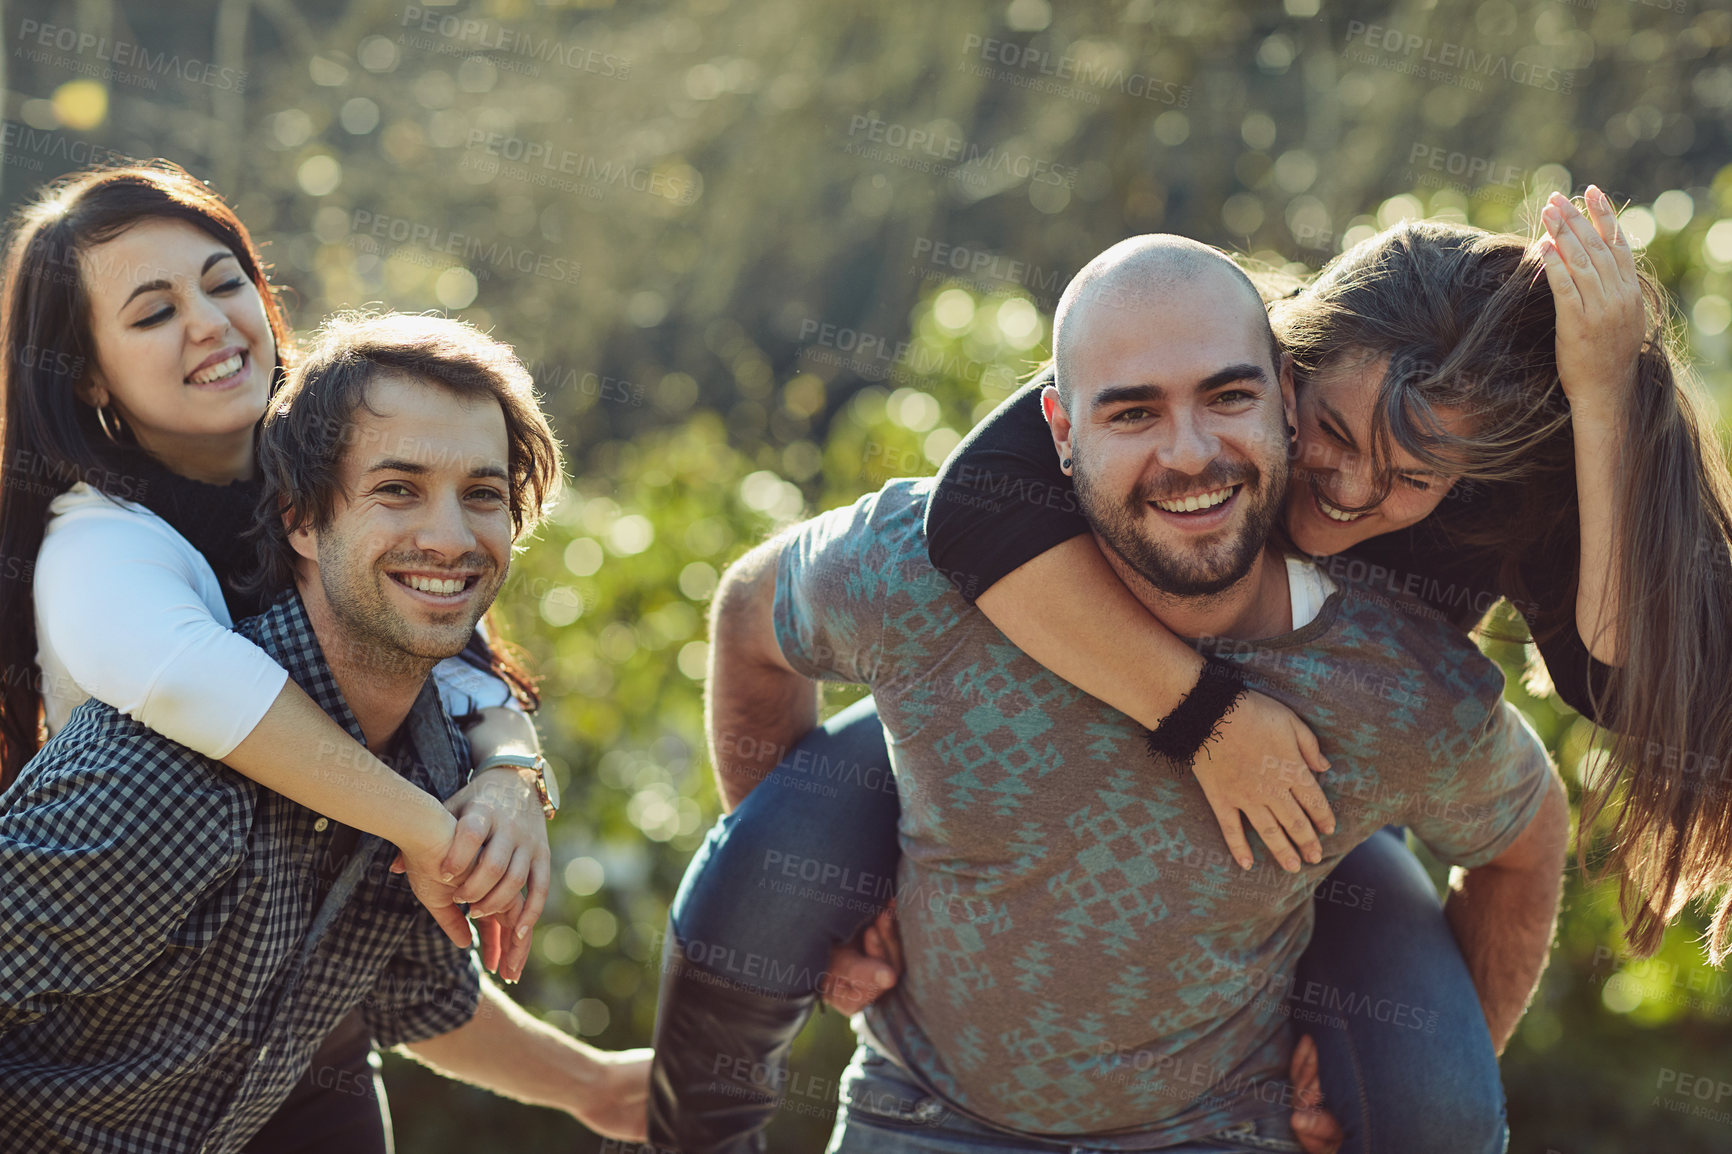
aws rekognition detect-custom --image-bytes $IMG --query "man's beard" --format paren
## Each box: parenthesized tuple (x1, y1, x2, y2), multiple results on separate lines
(1073, 450, 1287, 598)
(316, 535, 500, 680)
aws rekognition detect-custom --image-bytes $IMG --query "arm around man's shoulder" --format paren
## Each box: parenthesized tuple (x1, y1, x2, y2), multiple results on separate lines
(35, 496, 288, 759)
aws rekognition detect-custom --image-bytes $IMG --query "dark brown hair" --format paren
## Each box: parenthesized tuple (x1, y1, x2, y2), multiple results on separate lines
(248, 310, 564, 708)
(1270, 218, 1732, 959)
(0, 160, 293, 785)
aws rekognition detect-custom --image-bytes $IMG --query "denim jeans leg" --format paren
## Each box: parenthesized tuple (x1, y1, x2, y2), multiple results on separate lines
(1293, 827, 1508, 1154)
(670, 696, 904, 995)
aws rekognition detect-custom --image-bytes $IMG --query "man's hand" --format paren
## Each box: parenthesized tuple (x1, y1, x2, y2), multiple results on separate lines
(391, 849, 476, 954)
(573, 1046, 653, 1142)
(820, 903, 903, 1015)
(1288, 1033, 1343, 1154)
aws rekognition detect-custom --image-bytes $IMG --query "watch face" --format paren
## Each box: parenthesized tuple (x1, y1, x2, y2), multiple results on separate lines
(542, 762, 560, 810)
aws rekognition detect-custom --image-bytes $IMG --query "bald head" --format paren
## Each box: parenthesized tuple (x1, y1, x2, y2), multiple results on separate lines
(1053, 235, 1278, 407)
(1040, 234, 1296, 604)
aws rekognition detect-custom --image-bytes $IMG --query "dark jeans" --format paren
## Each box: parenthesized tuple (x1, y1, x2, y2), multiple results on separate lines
(828, 1043, 1304, 1153)
(670, 697, 1507, 1154)
(241, 1010, 392, 1154)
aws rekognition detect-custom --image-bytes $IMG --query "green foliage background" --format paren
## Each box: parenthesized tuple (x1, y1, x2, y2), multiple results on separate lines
(6, 1, 1732, 1150)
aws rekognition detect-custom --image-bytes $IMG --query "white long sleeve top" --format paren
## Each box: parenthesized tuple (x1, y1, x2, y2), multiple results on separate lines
(34, 482, 517, 758)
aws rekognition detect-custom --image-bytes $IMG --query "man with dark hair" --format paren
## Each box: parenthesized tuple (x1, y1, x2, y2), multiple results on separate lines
(0, 312, 649, 1152)
(704, 236, 1568, 1152)
(248, 310, 565, 595)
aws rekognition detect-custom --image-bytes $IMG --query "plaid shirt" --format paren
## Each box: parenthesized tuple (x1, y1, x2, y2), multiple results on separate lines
(0, 592, 482, 1153)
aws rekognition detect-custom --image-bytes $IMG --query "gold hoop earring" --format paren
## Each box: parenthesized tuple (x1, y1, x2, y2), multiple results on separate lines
(95, 403, 123, 445)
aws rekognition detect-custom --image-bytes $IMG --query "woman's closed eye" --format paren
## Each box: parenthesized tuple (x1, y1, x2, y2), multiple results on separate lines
(131, 281, 247, 329)
(1316, 417, 1352, 446)
(133, 304, 174, 329)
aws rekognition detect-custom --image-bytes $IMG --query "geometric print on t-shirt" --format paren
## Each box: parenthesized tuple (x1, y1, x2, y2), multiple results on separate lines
(772, 479, 1552, 1145)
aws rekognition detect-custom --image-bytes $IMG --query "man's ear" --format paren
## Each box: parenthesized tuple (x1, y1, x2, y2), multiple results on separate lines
(1042, 384, 1074, 476)
(283, 504, 318, 567)
(1278, 352, 1298, 433)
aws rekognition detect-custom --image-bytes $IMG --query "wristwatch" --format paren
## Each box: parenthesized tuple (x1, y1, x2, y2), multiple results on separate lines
(476, 752, 560, 819)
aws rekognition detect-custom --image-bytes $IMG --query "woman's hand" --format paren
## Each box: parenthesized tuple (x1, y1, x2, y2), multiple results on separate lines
(391, 766, 551, 981)
(1194, 690, 1333, 872)
(1538, 186, 1645, 424)
(448, 766, 552, 980)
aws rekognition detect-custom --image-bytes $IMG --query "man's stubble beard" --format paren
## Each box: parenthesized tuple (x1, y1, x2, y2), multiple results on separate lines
(315, 531, 502, 682)
(1071, 441, 1288, 598)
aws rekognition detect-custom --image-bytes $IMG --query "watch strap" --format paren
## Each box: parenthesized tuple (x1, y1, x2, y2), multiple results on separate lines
(475, 752, 558, 818)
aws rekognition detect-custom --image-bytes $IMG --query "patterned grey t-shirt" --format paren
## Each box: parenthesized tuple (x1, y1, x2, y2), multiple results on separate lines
(772, 479, 1552, 1147)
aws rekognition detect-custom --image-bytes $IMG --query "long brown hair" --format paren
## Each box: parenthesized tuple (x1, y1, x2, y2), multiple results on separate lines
(1271, 218, 1732, 959)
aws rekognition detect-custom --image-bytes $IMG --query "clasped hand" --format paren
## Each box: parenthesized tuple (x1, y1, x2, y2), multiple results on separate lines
(392, 764, 552, 982)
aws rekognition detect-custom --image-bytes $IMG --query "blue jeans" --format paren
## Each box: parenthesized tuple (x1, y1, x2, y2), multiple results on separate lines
(826, 1044, 1303, 1154)
(669, 698, 1507, 1154)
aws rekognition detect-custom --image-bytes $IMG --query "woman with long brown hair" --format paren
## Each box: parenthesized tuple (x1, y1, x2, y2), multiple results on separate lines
(0, 160, 557, 1152)
(649, 190, 1732, 1154)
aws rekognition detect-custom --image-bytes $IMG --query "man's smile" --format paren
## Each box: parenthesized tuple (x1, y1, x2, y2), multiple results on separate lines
(387, 569, 483, 603)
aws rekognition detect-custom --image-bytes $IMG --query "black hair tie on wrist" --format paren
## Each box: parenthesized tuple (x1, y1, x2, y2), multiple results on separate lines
(1144, 659, 1249, 774)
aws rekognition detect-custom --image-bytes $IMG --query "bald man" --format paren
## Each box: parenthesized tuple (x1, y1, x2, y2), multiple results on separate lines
(702, 236, 1567, 1152)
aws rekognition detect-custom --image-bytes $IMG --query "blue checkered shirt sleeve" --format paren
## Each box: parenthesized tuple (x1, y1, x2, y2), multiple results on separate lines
(362, 913, 484, 1048)
(0, 733, 253, 1038)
